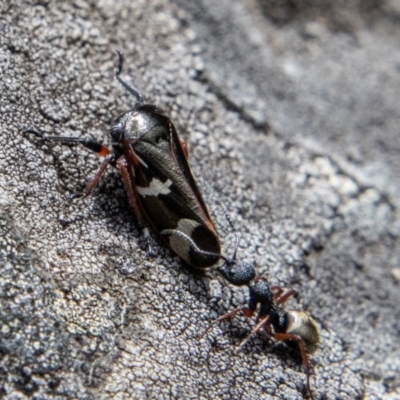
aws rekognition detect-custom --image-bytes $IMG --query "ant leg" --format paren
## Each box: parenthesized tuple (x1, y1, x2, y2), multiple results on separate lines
(237, 315, 272, 351)
(271, 287, 296, 306)
(218, 306, 255, 321)
(238, 322, 315, 398)
(272, 332, 314, 400)
(270, 286, 285, 299)
(199, 306, 254, 338)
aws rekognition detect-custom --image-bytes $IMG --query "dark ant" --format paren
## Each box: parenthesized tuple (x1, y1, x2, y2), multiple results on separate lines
(162, 215, 320, 399)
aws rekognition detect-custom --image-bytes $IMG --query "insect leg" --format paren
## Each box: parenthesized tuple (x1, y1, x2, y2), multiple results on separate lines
(84, 153, 116, 196)
(215, 306, 255, 323)
(116, 158, 155, 255)
(237, 317, 314, 398)
(25, 127, 114, 197)
(116, 158, 146, 224)
(142, 227, 156, 257)
(198, 306, 255, 338)
(179, 138, 189, 160)
(270, 287, 296, 305)
(236, 315, 272, 351)
(25, 128, 111, 157)
(271, 332, 313, 400)
(270, 286, 285, 299)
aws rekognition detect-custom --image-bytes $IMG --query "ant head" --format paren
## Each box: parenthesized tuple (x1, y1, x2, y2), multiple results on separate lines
(217, 259, 256, 287)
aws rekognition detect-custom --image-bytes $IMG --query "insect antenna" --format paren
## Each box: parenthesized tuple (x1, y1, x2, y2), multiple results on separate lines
(115, 50, 143, 105)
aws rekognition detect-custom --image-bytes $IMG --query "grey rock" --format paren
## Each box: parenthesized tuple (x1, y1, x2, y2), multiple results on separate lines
(1, 0, 399, 398)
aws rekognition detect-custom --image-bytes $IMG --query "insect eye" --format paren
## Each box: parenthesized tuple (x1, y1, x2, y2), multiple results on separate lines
(110, 121, 124, 142)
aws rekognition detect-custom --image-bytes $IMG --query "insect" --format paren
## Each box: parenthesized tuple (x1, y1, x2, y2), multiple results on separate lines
(26, 51, 220, 268)
(168, 226, 320, 399)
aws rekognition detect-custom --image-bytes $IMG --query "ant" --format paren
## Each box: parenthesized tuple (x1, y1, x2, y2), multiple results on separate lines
(162, 214, 320, 399)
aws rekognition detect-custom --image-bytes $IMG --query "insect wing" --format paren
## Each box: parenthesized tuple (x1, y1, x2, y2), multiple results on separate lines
(126, 110, 220, 267)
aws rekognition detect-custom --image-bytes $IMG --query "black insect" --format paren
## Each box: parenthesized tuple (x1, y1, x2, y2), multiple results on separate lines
(26, 51, 220, 268)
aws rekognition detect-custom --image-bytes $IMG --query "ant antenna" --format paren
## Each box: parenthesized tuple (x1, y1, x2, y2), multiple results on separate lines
(216, 201, 241, 262)
(115, 50, 143, 105)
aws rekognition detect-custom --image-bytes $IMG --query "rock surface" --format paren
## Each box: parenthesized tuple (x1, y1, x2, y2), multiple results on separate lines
(1, 0, 399, 399)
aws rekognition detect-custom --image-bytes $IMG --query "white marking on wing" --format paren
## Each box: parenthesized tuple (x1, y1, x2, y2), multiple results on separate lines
(137, 178, 173, 197)
(168, 219, 200, 264)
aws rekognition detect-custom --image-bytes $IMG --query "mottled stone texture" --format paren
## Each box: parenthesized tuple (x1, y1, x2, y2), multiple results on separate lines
(1, 0, 399, 399)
